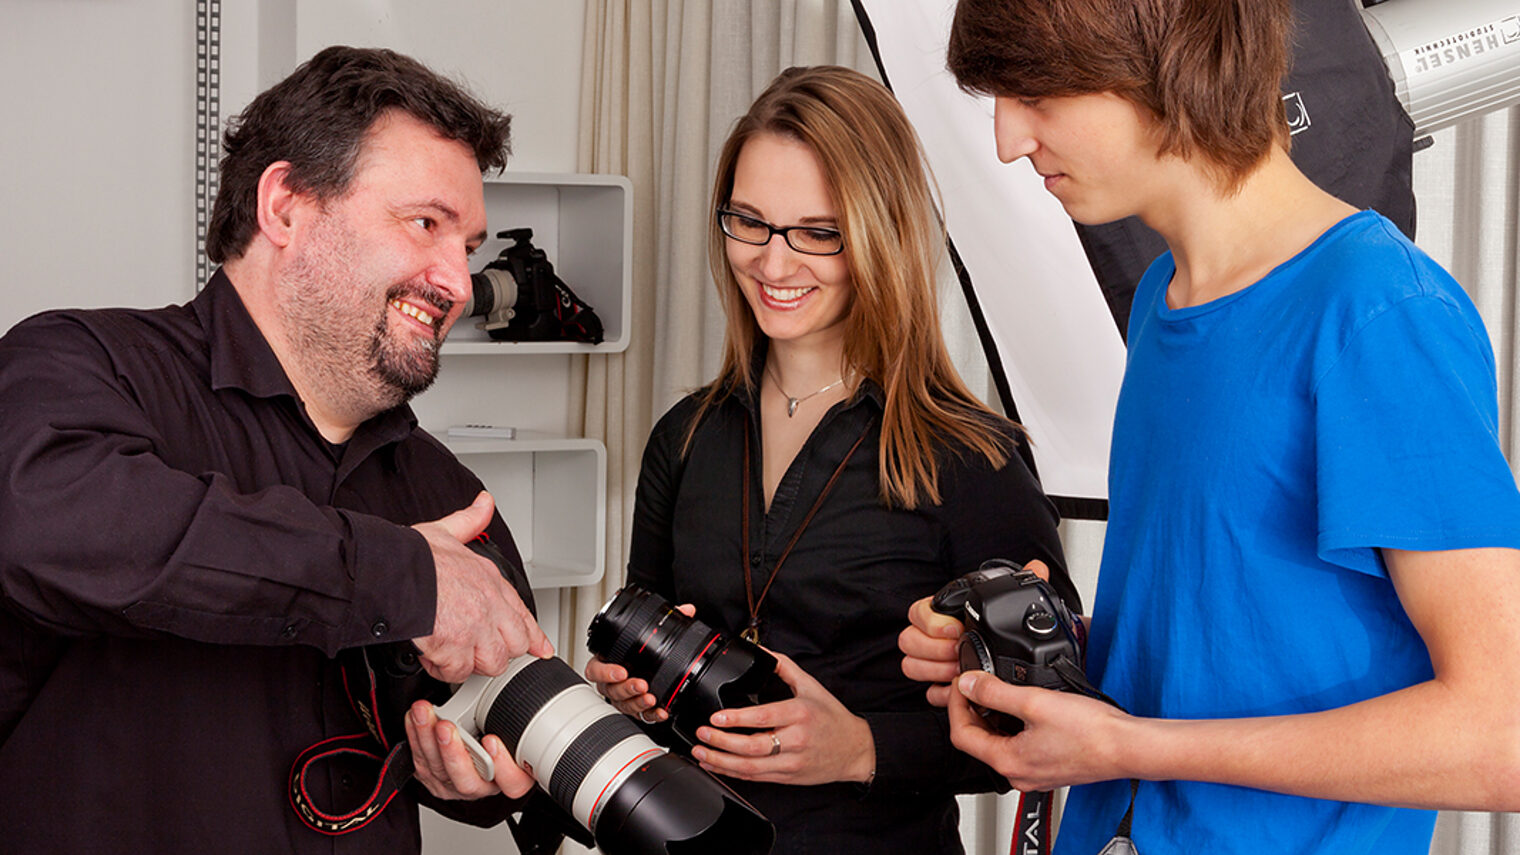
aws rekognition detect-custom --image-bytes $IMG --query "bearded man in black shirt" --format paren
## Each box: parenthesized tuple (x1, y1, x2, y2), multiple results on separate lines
(0, 46, 554, 854)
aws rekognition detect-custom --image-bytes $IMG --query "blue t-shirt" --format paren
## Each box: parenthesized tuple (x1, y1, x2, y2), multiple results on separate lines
(1055, 211, 1520, 855)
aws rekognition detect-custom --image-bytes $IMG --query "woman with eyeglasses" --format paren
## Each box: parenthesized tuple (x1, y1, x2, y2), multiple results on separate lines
(586, 65, 1078, 854)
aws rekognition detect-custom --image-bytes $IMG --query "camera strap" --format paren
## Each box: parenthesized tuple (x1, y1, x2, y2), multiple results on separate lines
(1009, 655, 1141, 855)
(738, 419, 871, 644)
(286, 535, 583, 854)
(288, 646, 419, 835)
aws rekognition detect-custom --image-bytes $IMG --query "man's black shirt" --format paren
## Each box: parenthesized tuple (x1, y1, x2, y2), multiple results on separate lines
(0, 271, 531, 853)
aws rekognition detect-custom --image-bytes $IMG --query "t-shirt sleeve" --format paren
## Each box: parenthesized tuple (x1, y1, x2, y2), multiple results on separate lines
(1314, 293, 1520, 574)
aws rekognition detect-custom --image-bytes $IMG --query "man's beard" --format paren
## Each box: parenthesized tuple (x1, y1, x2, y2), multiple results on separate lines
(367, 282, 451, 400)
(276, 216, 453, 420)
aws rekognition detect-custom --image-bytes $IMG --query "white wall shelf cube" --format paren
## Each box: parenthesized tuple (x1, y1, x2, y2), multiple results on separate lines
(443, 171, 632, 354)
(441, 432, 607, 589)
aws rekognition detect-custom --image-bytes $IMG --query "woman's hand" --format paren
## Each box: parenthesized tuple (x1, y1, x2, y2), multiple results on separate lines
(689, 650, 875, 787)
(584, 602, 699, 724)
(584, 655, 666, 723)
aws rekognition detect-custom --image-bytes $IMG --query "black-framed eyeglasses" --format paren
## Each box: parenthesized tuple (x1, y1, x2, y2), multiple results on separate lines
(717, 209, 845, 256)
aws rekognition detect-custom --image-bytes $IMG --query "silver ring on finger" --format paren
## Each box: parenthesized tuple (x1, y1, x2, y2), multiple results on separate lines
(639, 708, 659, 724)
(768, 732, 781, 756)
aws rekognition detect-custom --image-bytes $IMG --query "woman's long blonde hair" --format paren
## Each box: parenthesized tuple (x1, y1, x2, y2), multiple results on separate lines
(691, 65, 1023, 510)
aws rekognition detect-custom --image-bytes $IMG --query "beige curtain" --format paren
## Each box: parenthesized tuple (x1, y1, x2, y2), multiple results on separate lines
(571, 2, 1520, 852)
(1421, 107, 1520, 855)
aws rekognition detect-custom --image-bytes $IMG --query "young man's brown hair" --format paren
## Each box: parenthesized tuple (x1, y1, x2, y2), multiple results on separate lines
(947, 0, 1293, 190)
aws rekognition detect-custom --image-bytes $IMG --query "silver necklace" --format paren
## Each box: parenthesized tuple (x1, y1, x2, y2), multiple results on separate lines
(766, 365, 847, 417)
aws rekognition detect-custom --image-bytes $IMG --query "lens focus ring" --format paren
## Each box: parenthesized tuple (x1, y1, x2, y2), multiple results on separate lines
(485, 657, 581, 755)
(548, 713, 646, 810)
(647, 623, 719, 707)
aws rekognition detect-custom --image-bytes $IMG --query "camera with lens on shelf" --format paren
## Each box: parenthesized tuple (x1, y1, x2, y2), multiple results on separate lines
(464, 227, 604, 344)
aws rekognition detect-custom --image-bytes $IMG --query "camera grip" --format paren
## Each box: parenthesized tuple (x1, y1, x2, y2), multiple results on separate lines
(433, 674, 497, 780)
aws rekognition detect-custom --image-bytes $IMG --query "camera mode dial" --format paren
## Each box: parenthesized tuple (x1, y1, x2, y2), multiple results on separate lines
(1023, 607, 1058, 638)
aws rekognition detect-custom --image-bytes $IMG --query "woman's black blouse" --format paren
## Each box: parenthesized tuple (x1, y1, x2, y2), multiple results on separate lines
(626, 380, 1076, 855)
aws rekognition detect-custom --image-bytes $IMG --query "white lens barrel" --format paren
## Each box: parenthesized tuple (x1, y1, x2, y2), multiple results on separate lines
(511, 682, 664, 829)
(471, 657, 668, 832)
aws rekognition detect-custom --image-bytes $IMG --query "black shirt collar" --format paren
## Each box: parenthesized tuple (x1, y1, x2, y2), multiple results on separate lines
(192, 268, 300, 400)
(191, 268, 418, 448)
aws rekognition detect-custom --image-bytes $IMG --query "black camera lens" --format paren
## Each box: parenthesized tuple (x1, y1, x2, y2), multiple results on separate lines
(588, 586, 792, 744)
(431, 540, 773, 854)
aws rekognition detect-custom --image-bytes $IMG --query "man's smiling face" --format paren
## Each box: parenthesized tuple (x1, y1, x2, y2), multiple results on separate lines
(274, 109, 487, 417)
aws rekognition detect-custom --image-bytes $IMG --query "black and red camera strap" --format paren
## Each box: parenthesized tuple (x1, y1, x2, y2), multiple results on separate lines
(286, 534, 580, 855)
(288, 644, 417, 835)
(1009, 655, 1140, 855)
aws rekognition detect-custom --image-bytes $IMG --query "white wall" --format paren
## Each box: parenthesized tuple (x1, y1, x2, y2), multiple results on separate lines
(0, 0, 584, 319)
(1, 0, 198, 326)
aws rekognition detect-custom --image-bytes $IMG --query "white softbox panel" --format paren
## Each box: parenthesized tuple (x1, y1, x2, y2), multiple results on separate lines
(854, 0, 1125, 515)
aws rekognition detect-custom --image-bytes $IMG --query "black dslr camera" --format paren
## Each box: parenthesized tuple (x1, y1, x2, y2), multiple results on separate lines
(930, 559, 1086, 734)
(465, 228, 604, 344)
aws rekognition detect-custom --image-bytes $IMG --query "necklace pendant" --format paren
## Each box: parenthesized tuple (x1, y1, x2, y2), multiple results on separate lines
(786, 397, 800, 418)
(740, 624, 760, 644)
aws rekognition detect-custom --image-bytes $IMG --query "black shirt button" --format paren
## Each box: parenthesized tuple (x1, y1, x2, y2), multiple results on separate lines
(750, 553, 763, 567)
(281, 624, 298, 640)
(371, 619, 389, 637)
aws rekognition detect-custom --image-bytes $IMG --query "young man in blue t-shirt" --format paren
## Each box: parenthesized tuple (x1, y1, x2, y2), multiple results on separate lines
(899, 1, 1520, 852)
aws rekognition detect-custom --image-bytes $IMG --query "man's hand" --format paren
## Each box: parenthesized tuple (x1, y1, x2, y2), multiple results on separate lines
(406, 699, 534, 800)
(950, 669, 1131, 793)
(900, 559, 1057, 706)
(899, 596, 964, 706)
(412, 492, 552, 682)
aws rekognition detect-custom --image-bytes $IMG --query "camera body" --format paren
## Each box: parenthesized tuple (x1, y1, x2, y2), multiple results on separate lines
(930, 559, 1084, 734)
(587, 585, 793, 748)
(465, 228, 604, 344)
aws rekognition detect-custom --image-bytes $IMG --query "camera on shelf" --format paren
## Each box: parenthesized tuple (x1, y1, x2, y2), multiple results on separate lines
(587, 585, 793, 747)
(428, 541, 773, 855)
(929, 559, 1085, 734)
(465, 228, 604, 344)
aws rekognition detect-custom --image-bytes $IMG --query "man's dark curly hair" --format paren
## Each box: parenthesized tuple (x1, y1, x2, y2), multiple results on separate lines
(205, 45, 511, 263)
